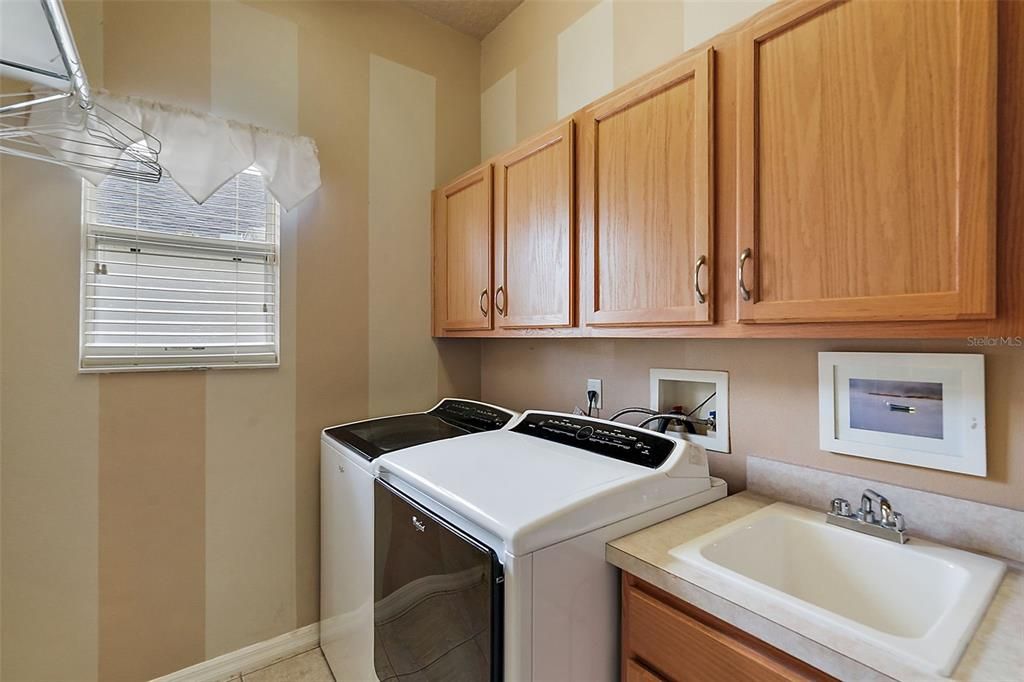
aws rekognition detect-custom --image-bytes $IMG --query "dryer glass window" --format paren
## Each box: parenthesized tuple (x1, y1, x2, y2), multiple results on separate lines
(374, 480, 502, 681)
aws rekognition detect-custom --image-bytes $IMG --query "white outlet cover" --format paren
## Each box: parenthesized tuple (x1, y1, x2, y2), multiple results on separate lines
(587, 378, 603, 409)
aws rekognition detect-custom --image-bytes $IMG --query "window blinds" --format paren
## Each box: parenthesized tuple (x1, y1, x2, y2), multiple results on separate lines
(81, 169, 280, 371)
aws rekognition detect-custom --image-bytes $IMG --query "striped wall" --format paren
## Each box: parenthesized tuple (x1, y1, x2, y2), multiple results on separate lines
(368, 56, 438, 416)
(0, 2, 481, 680)
(480, 0, 775, 148)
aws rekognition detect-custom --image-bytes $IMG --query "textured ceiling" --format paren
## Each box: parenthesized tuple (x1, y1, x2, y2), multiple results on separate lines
(403, 0, 524, 40)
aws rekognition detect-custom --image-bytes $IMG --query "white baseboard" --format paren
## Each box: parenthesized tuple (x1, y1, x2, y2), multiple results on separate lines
(151, 622, 321, 682)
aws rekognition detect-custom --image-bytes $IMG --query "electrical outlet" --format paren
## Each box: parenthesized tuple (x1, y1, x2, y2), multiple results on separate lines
(586, 378, 603, 410)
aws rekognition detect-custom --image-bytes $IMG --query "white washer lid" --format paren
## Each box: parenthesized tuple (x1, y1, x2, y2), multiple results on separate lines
(375, 428, 707, 555)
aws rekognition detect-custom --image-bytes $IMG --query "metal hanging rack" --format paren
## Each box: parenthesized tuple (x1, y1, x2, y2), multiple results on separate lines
(0, 0, 162, 182)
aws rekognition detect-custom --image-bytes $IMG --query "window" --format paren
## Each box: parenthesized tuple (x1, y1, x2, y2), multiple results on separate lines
(80, 168, 280, 371)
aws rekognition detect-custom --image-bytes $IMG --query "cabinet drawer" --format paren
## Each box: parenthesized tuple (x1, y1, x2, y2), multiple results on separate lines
(623, 579, 831, 682)
(625, 659, 665, 682)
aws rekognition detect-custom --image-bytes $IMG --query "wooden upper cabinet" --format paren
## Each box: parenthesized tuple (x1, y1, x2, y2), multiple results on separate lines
(579, 48, 715, 327)
(736, 0, 997, 323)
(433, 165, 493, 332)
(494, 120, 575, 329)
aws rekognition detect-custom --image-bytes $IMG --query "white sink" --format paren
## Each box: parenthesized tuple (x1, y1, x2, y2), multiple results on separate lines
(670, 502, 1006, 677)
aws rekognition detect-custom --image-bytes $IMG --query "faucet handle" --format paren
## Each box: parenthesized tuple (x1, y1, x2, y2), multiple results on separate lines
(882, 510, 906, 531)
(830, 497, 852, 517)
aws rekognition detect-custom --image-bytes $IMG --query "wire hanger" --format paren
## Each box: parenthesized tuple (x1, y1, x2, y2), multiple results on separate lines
(0, 0, 162, 182)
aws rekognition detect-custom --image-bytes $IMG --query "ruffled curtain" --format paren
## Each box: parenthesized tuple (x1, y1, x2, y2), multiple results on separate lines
(33, 90, 321, 210)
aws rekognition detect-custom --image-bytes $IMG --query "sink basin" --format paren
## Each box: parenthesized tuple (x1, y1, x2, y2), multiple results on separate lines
(670, 502, 1006, 677)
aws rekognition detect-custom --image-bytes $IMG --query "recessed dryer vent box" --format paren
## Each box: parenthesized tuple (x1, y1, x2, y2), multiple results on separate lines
(650, 368, 730, 453)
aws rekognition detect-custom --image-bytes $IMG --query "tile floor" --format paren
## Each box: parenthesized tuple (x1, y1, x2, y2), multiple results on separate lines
(239, 648, 336, 682)
(242, 572, 487, 681)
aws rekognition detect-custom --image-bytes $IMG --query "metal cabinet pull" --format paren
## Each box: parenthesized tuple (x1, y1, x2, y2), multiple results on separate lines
(694, 255, 708, 305)
(738, 248, 752, 301)
(495, 285, 506, 316)
(479, 289, 488, 317)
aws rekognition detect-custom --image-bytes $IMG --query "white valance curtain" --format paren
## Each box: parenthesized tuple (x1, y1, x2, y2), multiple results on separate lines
(36, 90, 322, 210)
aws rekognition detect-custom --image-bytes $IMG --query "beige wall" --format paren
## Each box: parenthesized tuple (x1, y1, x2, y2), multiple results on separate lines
(0, 2, 480, 680)
(368, 55, 437, 416)
(480, 339, 1024, 510)
(477, 0, 1024, 513)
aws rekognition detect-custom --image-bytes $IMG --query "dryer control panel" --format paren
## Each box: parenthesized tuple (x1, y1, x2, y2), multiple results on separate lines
(511, 412, 675, 469)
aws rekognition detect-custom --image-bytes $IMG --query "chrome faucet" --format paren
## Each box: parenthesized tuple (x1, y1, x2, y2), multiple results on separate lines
(827, 489, 908, 544)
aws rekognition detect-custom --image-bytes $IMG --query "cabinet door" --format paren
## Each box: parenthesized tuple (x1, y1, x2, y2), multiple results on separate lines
(434, 165, 493, 331)
(494, 120, 575, 329)
(622, 576, 833, 682)
(736, 0, 996, 323)
(579, 48, 714, 327)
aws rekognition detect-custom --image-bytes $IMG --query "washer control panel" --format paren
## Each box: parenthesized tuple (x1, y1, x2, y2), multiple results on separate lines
(511, 412, 675, 469)
(430, 399, 515, 433)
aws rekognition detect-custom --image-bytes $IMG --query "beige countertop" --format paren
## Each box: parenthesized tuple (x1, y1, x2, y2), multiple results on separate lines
(607, 492, 1023, 682)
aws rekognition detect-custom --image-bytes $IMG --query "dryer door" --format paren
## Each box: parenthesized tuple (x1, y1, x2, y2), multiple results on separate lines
(373, 479, 503, 681)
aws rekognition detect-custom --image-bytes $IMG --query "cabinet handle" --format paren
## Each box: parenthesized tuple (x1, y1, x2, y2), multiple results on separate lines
(694, 255, 707, 305)
(495, 285, 506, 316)
(479, 289, 488, 317)
(738, 248, 752, 301)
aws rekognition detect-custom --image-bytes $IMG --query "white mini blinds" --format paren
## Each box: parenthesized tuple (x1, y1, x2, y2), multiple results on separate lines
(80, 169, 280, 371)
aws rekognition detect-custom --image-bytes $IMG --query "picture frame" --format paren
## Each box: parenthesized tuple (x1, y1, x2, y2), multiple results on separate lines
(818, 353, 987, 476)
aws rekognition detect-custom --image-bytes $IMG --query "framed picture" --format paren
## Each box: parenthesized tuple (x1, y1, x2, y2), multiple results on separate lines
(818, 353, 987, 476)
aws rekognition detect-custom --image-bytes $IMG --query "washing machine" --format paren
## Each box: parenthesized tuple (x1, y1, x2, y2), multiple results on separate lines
(320, 399, 517, 681)
(372, 410, 727, 681)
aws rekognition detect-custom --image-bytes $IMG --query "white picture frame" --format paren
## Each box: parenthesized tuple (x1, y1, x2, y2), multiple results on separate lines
(818, 352, 987, 476)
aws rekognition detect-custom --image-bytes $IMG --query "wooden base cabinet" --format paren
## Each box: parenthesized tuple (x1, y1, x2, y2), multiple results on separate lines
(735, 0, 997, 323)
(621, 574, 834, 682)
